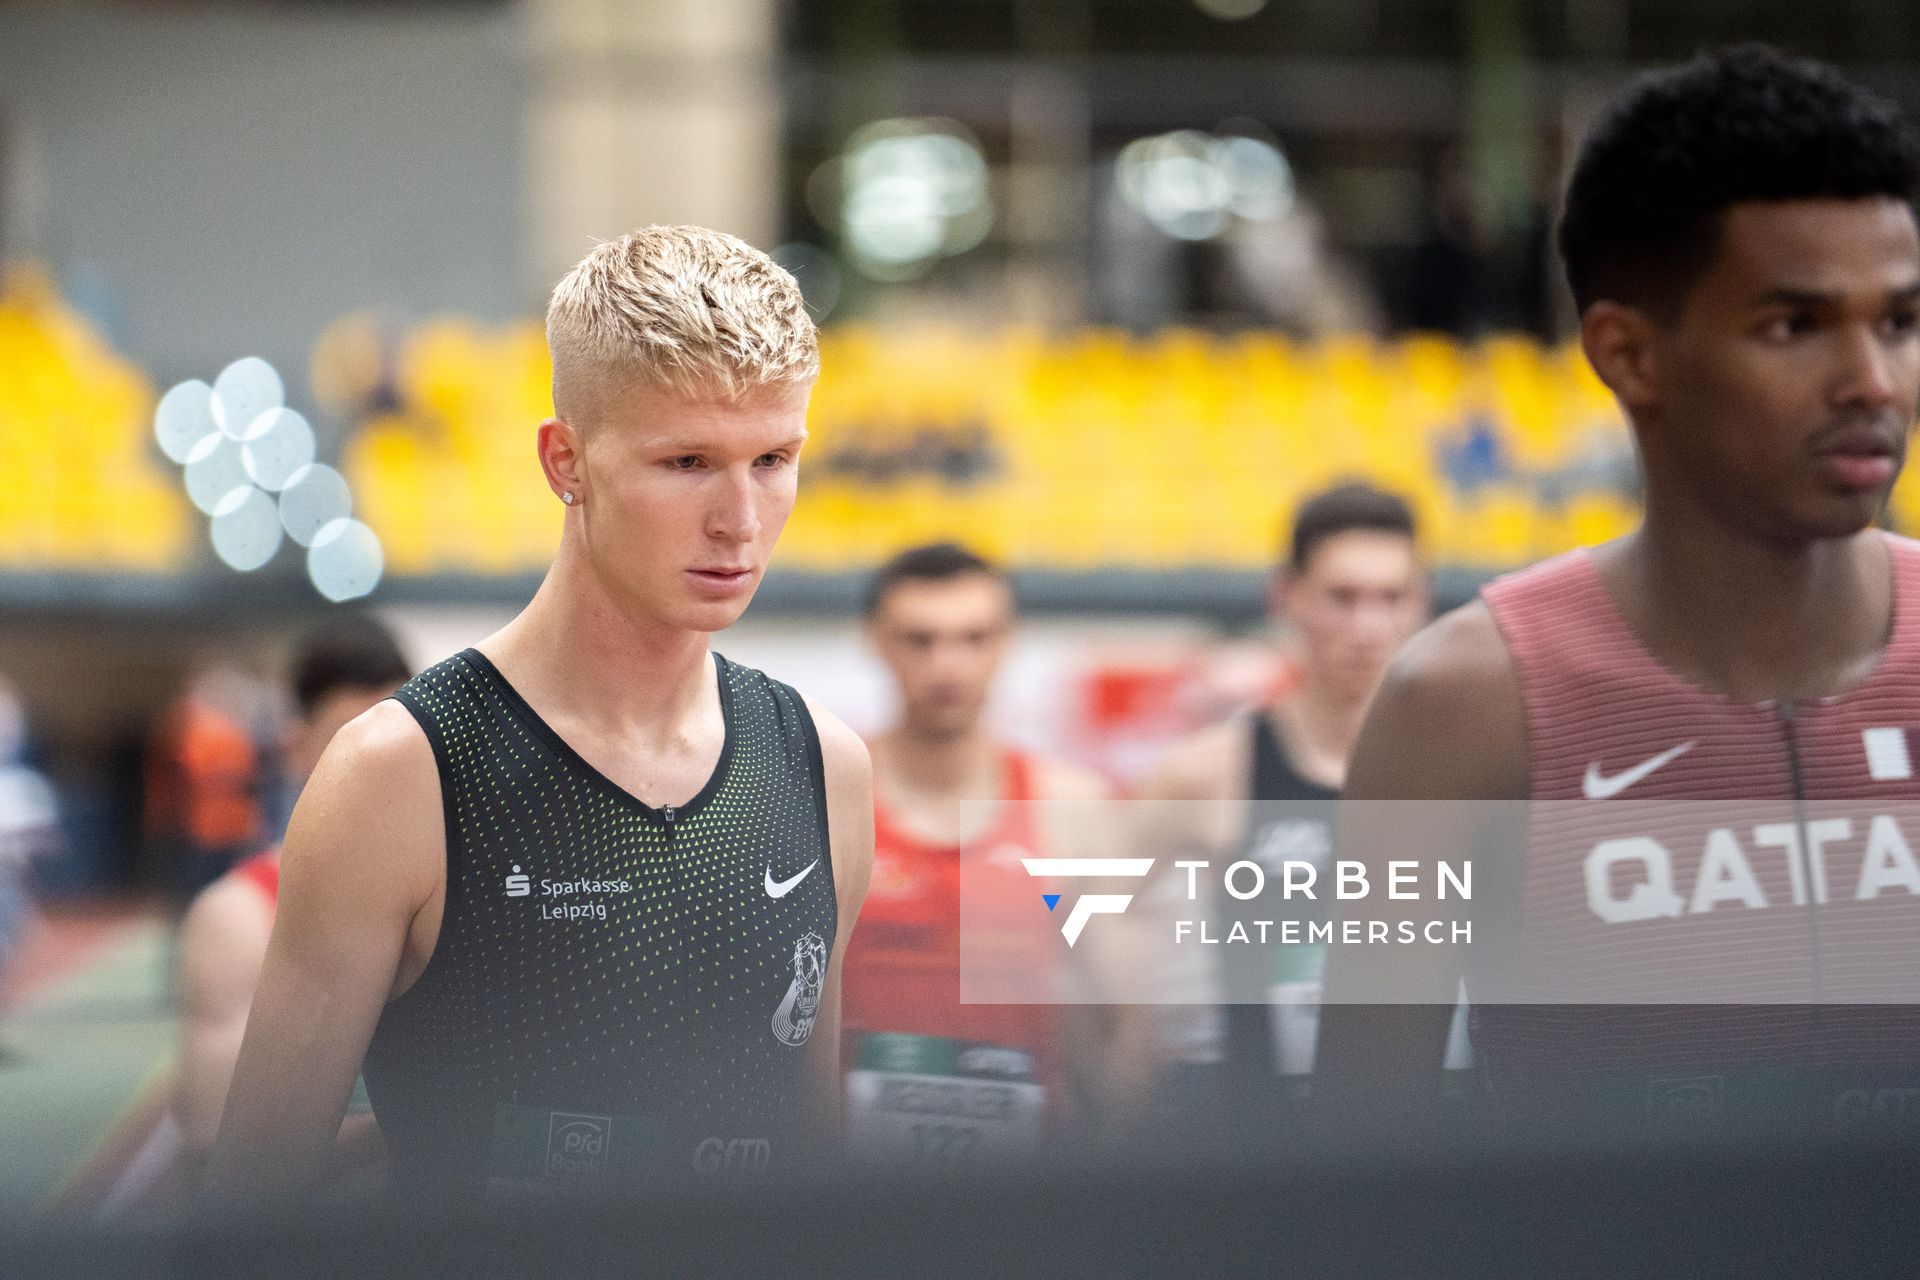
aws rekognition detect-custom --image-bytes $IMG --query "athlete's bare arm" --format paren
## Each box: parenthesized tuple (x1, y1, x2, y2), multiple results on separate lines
(1130, 717, 1242, 821)
(803, 697, 875, 1137)
(1105, 720, 1247, 1099)
(203, 701, 443, 1207)
(1314, 601, 1527, 1112)
(1030, 756, 1117, 856)
(176, 878, 274, 1158)
(1127, 716, 1264, 909)
(1030, 758, 1154, 1129)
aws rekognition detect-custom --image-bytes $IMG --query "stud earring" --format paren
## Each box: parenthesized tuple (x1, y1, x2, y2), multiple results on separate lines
(561, 491, 575, 505)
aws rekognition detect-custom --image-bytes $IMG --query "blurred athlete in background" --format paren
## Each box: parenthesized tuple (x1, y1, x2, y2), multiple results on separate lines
(104, 618, 411, 1215)
(842, 542, 1144, 1162)
(175, 618, 410, 1174)
(210, 227, 873, 1205)
(1133, 484, 1446, 1130)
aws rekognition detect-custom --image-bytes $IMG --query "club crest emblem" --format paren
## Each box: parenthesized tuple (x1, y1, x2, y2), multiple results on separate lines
(771, 931, 828, 1046)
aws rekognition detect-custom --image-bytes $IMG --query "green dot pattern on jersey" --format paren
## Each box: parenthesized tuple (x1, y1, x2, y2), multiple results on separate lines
(362, 648, 836, 1191)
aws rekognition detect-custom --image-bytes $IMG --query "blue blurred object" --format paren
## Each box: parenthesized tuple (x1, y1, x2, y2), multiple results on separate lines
(1436, 415, 1509, 495)
(0, 762, 59, 971)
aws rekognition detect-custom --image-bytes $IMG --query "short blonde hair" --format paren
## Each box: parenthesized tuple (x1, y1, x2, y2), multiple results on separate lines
(546, 225, 818, 422)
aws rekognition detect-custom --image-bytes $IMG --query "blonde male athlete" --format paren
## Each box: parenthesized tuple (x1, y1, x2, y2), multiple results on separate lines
(208, 227, 874, 1204)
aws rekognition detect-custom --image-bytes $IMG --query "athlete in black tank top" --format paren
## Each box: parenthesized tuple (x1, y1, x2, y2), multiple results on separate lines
(365, 649, 836, 1195)
(207, 229, 873, 1213)
(1219, 713, 1337, 1102)
(1130, 485, 1425, 1142)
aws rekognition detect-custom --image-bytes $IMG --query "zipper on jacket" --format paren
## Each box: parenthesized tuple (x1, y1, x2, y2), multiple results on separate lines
(663, 804, 677, 885)
(1776, 701, 1826, 1004)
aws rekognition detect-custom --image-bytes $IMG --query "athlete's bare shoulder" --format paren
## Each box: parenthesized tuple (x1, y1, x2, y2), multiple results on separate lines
(1026, 752, 1112, 804)
(177, 872, 275, 1018)
(279, 699, 442, 905)
(799, 696, 871, 793)
(801, 695, 874, 908)
(1345, 598, 1528, 801)
(1130, 716, 1246, 802)
(1024, 753, 1116, 864)
(328, 696, 431, 760)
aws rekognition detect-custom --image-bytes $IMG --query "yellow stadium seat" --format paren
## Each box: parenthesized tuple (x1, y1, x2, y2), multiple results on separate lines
(0, 269, 185, 574)
(300, 320, 1668, 582)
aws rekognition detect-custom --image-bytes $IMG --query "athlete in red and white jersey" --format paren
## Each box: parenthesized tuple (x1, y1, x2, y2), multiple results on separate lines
(841, 543, 1133, 1163)
(1317, 46, 1920, 1136)
(857, 751, 1051, 1055)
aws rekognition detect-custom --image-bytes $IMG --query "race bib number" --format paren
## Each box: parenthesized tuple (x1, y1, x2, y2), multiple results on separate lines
(845, 1033, 1046, 1165)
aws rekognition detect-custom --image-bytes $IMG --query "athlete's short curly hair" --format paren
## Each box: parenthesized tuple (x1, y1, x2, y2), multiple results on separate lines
(1559, 44, 1920, 317)
(546, 225, 818, 424)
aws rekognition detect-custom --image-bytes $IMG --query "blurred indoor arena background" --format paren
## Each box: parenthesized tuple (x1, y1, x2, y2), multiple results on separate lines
(4, 0, 1920, 1273)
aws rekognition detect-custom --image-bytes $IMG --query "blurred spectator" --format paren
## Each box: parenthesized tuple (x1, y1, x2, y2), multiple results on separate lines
(0, 677, 66, 996)
(141, 664, 271, 903)
(1406, 152, 1496, 337)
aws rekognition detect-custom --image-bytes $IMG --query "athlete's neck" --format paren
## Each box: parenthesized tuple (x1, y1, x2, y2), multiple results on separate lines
(871, 726, 1001, 803)
(1270, 675, 1367, 790)
(483, 556, 716, 746)
(869, 726, 1005, 845)
(1604, 505, 1892, 703)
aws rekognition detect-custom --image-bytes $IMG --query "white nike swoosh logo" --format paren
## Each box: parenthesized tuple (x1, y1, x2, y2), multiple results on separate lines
(1582, 742, 1696, 799)
(765, 859, 820, 898)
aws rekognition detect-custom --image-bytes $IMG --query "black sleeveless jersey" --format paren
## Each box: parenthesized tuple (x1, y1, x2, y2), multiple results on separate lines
(362, 648, 837, 1198)
(1219, 710, 1337, 1090)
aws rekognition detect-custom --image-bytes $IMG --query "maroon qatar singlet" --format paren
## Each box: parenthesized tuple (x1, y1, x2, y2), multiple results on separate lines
(1474, 533, 1920, 1134)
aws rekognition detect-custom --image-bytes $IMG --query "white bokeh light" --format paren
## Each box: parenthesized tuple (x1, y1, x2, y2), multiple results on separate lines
(166, 355, 382, 599)
(182, 433, 253, 516)
(241, 408, 316, 492)
(838, 119, 992, 277)
(1135, 132, 1232, 241)
(278, 463, 354, 546)
(307, 518, 384, 602)
(155, 379, 218, 464)
(1220, 134, 1295, 220)
(1118, 129, 1294, 241)
(211, 357, 284, 442)
(209, 487, 283, 571)
(845, 176, 947, 266)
